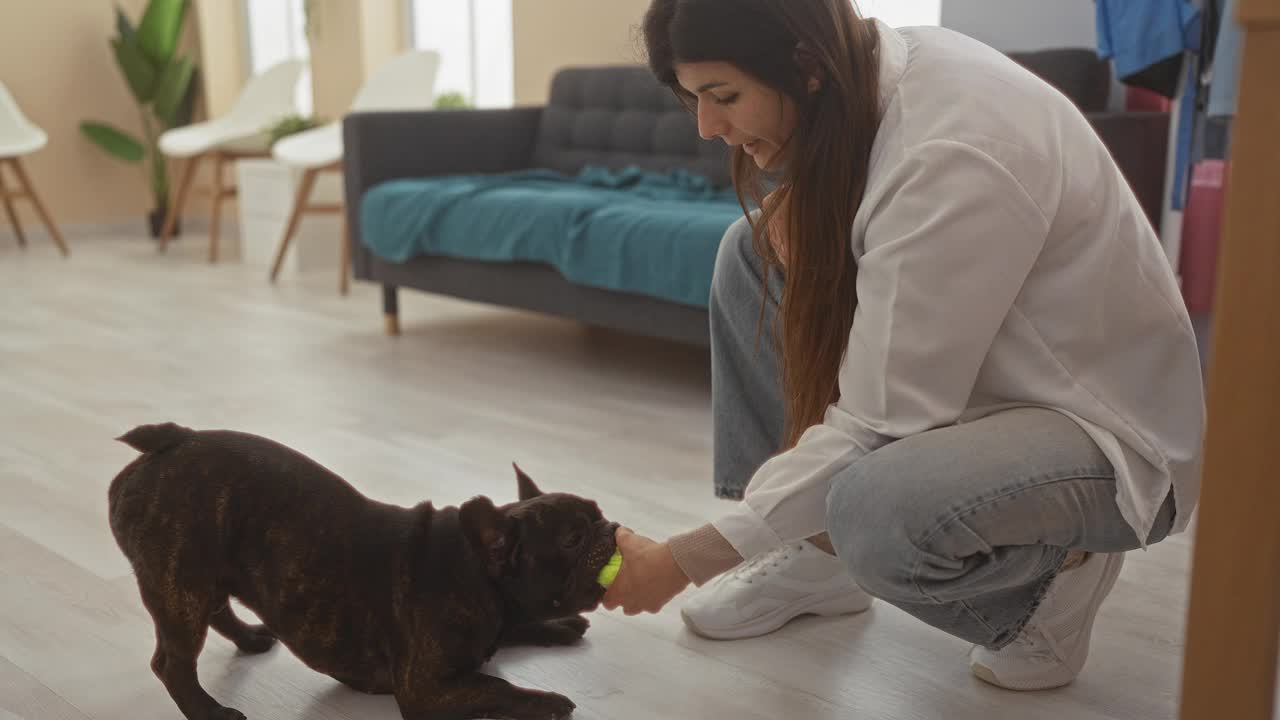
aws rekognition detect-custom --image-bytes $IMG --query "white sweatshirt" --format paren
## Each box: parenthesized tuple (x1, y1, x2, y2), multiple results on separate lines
(712, 20, 1206, 561)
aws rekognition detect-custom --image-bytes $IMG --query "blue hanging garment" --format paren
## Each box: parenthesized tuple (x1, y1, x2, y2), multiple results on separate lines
(1207, 0, 1243, 117)
(1096, 0, 1202, 210)
(1096, 0, 1202, 97)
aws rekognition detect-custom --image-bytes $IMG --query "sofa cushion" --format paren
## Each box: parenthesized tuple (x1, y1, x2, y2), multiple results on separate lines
(529, 54, 1113, 190)
(531, 66, 733, 188)
(1006, 48, 1113, 112)
(360, 166, 743, 308)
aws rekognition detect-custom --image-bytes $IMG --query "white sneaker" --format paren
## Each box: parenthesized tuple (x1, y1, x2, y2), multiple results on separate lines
(680, 541, 873, 640)
(969, 552, 1125, 691)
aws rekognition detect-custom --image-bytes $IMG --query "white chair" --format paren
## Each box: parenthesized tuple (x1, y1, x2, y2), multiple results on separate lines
(0, 81, 67, 256)
(268, 50, 440, 294)
(158, 59, 306, 261)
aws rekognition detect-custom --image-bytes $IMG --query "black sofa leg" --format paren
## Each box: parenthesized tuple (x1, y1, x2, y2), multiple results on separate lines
(383, 284, 400, 336)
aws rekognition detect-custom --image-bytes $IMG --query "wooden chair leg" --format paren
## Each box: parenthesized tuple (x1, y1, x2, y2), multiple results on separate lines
(383, 284, 400, 336)
(0, 160, 25, 248)
(1178, 11, 1280, 720)
(269, 167, 318, 283)
(208, 152, 228, 263)
(9, 157, 67, 257)
(339, 211, 351, 295)
(160, 155, 200, 253)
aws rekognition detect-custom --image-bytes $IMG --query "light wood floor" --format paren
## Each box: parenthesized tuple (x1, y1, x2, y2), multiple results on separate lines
(1, 236, 1197, 719)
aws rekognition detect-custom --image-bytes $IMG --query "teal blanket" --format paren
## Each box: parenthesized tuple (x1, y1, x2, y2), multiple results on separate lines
(359, 166, 744, 308)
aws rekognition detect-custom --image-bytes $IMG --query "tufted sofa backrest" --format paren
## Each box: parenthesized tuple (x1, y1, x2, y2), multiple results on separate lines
(531, 65, 733, 188)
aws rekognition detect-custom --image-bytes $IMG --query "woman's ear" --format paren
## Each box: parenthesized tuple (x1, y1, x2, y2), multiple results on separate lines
(794, 43, 824, 93)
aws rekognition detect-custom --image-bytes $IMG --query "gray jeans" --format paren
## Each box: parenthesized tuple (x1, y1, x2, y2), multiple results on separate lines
(709, 217, 1176, 649)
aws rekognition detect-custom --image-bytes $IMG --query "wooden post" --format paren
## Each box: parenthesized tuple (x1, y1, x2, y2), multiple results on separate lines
(0, 160, 25, 247)
(8, 157, 68, 257)
(209, 151, 227, 263)
(1178, 1, 1280, 718)
(269, 167, 320, 283)
(160, 155, 200, 253)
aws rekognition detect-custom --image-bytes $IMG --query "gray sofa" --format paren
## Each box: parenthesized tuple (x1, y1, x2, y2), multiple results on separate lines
(343, 56, 1168, 346)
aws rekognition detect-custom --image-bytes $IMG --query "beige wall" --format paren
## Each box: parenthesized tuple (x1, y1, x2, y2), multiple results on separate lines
(512, 0, 651, 106)
(358, 0, 406, 103)
(0, 0, 154, 224)
(308, 0, 405, 119)
(309, 0, 365, 119)
(0, 0, 644, 227)
(192, 0, 246, 119)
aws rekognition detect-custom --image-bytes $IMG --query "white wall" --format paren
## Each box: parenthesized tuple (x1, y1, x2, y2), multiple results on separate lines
(941, 0, 1183, 265)
(858, 0, 941, 27)
(940, 0, 1096, 52)
(0, 0, 175, 224)
(941, 0, 1124, 112)
(411, 0, 514, 107)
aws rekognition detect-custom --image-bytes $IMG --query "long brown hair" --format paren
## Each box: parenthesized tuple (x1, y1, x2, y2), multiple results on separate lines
(643, 0, 882, 448)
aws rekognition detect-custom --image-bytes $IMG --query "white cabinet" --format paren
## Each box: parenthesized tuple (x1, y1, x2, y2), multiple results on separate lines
(234, 158, 344, 276)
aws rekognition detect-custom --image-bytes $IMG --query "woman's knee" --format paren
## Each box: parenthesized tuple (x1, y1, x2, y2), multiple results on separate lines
(825, 459, 923, 602)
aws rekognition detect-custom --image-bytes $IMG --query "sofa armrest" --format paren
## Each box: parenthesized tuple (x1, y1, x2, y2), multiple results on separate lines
(342, 107, 544, 278)
(1086, 111, 1171, 232)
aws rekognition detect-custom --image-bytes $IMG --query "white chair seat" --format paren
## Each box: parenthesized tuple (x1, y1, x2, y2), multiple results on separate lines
(271, 51, 441, 171)
(0, 82, 47, 158)
(158, 59, 305, 158)
(158, 119, 273, 157)
(0, 81, 68, 255)
(0, 127, 46, 157)
(156, 59, 305, 259)
(349, 51, 440, 113)
(268, 50, 440, 295)
(271, 122, 342, 168)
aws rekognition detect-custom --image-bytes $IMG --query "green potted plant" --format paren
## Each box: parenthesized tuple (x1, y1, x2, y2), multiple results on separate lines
(434, 91, 473, 110)
(264, 114, 325, 147)
(80, 0, 199, 238)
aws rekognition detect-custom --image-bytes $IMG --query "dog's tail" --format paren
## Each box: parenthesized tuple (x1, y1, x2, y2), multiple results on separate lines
(116, 423, 195, 454)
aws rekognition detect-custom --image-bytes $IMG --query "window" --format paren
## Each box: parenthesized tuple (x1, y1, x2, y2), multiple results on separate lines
(243, 0, 312, 113)
(857, 0, 942, 27)
(409, 0, 514, 108)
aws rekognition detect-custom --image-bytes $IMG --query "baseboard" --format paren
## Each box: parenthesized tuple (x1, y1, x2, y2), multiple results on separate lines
(1, 219, 131, 244)
(1, 216, 237, 246)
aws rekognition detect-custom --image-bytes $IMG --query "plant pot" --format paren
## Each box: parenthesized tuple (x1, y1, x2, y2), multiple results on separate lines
(148, 208, 179, 239)
(236, 158, 343, 273)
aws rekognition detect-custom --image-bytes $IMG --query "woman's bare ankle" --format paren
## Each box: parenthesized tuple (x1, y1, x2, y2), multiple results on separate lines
(807, 533, 837, 556)
(1061, 550, 1090, 571)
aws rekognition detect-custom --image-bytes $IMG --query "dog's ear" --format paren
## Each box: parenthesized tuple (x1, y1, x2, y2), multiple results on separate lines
(513, 463, 543, 501)
(460, 496, 514, 578)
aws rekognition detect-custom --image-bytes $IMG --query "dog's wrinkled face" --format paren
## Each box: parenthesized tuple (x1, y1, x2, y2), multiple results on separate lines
(460, 465, 618, 620)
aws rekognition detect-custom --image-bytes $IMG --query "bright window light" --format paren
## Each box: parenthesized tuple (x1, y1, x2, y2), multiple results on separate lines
(243, 0, 312, 114)
(856, 0, 942, 27)
(410, 0, 514, 108)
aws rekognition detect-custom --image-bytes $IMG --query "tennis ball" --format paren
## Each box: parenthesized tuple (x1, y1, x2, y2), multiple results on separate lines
(597, 550, 623, 588)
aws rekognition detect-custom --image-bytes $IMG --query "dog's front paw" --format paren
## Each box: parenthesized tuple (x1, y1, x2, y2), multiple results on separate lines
(500, 616, 590, 647)
(208, 706, 247, 720)
(551, 615, 590, 640)
(534, 616, 589, 646)
(237, 625, 277, 654)
(525, 690, 576, 720)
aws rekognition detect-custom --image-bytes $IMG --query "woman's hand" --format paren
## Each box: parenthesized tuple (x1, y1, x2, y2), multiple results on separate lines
(601, 527, 691, 615)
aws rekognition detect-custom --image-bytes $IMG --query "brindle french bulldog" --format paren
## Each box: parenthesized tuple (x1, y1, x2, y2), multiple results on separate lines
(107, 423, 617, 720)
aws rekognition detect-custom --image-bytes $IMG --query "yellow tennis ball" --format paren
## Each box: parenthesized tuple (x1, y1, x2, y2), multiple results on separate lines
(597, 550, 623, 588)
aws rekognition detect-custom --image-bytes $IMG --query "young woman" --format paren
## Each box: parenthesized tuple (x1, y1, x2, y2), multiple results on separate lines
(601, 0, 1205, 691)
